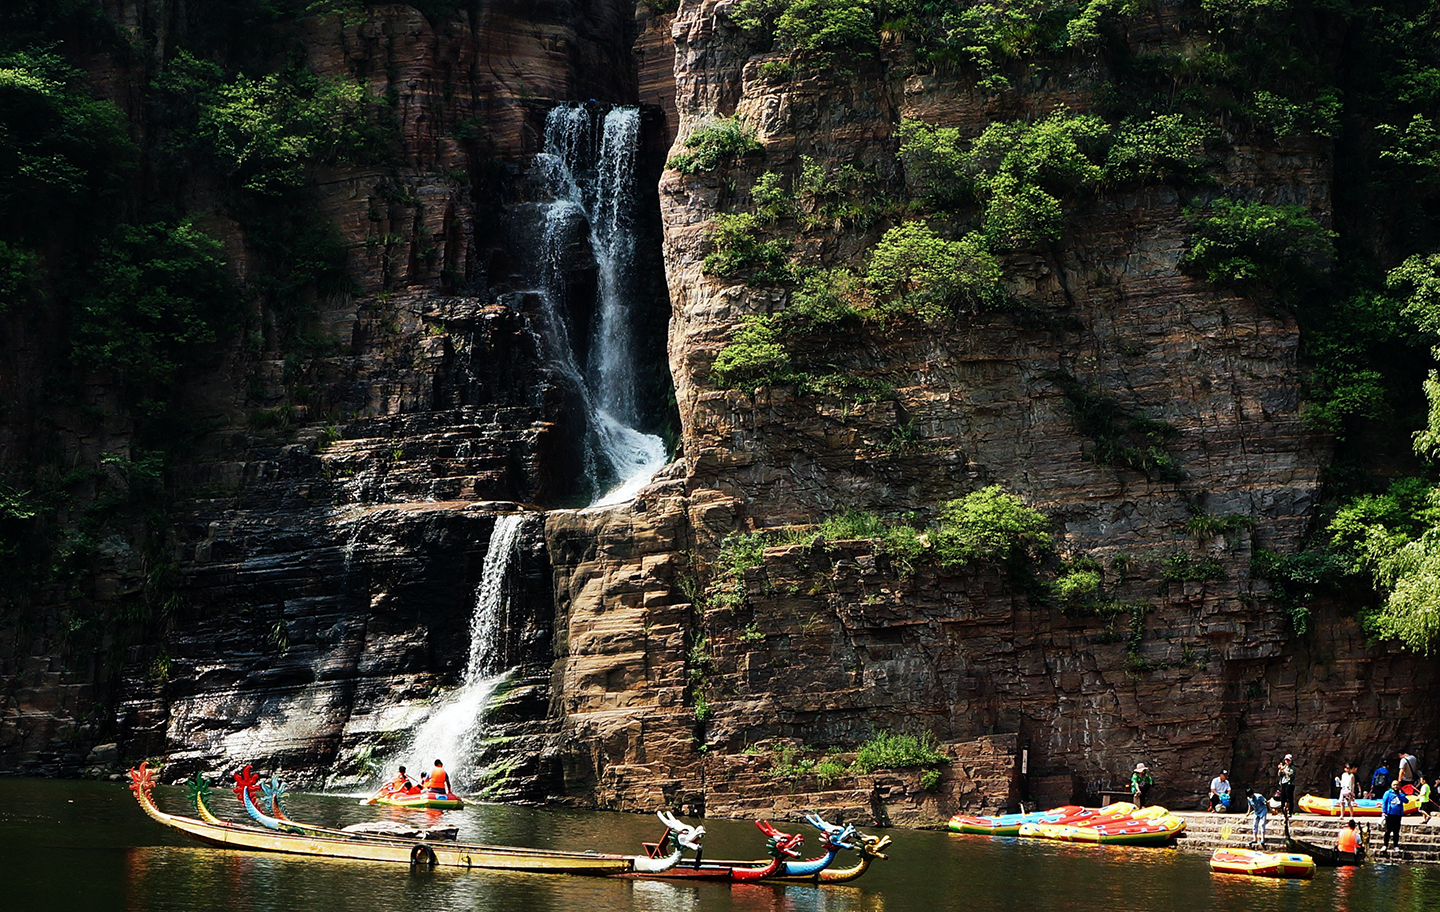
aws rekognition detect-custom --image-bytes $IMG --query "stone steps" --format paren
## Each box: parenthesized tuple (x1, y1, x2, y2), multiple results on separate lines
(1173, 811, 1440, 864)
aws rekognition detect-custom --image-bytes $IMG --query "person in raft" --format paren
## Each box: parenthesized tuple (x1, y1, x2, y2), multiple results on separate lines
(1381, 779, 1406, 853)
(384, 765, 416, 796)
(1245, 790, 1270, 848)
(1208, 769, 1232, 812)
(1336, 819, 1361, 855)
(1337, 762, 1358, 819)
(1277, 753, 1297, 820)
(422, 759, 450, 796)
(1130, 763, 1153, 807)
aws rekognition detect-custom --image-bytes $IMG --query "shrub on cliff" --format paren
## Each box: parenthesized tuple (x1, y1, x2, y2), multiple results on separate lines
(703, 212, 792, 283)
(731, 0, 878, 70)
(1180, 198, 1334, 299)
(932, 485, 1052, 568)
(865, 222, 1002, 317)
(711, 315, 791, 387)
(666, 117, 762, 174)
(850, 730, 946, 774)
(70, 220, 238, 397)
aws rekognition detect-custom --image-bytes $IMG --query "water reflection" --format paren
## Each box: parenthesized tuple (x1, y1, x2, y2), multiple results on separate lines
(7, 780, 1440, 912)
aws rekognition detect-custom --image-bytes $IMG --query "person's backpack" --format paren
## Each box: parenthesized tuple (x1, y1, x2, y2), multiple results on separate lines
(1383, 790, 1405, 815)
(1373, 767, 1389, 788)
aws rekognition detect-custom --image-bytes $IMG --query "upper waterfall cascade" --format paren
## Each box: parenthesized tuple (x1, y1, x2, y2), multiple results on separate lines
(534, 105, 667, 507)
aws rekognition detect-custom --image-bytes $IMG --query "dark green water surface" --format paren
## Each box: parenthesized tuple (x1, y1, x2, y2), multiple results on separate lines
(6, 779, 1440, 912)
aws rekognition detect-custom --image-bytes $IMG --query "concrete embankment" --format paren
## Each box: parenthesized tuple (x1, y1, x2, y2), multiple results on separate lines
(1172, 811, 1440, 864)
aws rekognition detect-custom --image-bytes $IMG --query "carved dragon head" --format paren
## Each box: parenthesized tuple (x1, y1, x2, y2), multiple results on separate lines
(755, 820, 805, 858)
(231, 764, 261, 803)
(804, 812, 889, 859)
(853, 831, 892, 859)
(185, 772, 212, 804)
(656, 809, 706, 852)
(802, 811, 859, 851)
(128, 762, 156, 799)
(260, 775, 288, 815)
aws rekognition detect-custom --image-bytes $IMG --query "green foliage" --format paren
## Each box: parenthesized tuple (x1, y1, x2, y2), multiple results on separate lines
(919, 768, 943, 791)
(0, 241, 39, 312)
(932, 485, 1052, 568)
(1372, 531, 1440, 654)
(667, 118, 762, 174)
(1183, 511, 1257, 538)
(1325, 478, 1440, 574)
(711, 314, 791, 387)
(1161, 553, 1227, 582)
(70, 220, 238, 397)
(191, 64, 379, 196)
(1248, 89, 1340, 139)
(787, 267, 864, 328)
(703, 212, 791, 283)
(731, 0, 879, 70)
(1103, 114, 1215, 182)
(1180, 198, 1334, 299)
(851, 730, 946, 774)
(750, 171, 794, 224)
(865, 222, 1002, 317)
(1250, 547, 1345, 636)
(1052, 567, 1102, 607)
(0, 50, 135, 233)
(1049, 372, 1184, 481)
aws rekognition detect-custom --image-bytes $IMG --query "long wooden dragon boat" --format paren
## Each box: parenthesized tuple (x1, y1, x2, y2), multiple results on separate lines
(128, 763, 696, 875)
(766, 813, 891, 885)
(612, 819, 806, 882)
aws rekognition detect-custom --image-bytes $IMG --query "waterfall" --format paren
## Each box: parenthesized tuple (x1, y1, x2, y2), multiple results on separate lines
(534, 104, 668, 506)
(379, 514, 528, 786)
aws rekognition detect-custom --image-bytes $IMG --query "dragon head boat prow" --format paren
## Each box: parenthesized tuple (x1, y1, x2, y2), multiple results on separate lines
(756, 820, 805, 858)
(854, 831, 892, 859)
(129, 762, 157, 800)
(657, 809, 706, 852)
(802, 812, 859, 851)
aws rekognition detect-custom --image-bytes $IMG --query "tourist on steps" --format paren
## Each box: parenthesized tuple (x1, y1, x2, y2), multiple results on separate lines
(1338, 762, 1358, 819)
(1369, 759, 1390, 799)
(1277, 753, 1296, 821)
(1245, 790, 1269, 848)
(1418, 777, 1438, 823)
(1381, 780, 1406, 853)
(1208, 769, 1231, 812)
(424, 759, 450, 795)
(1130, 763, 1153, 807)
(1399, 750, 1423, 795)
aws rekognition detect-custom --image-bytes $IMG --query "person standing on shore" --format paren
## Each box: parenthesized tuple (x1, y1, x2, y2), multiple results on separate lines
(1246, 790, 1270, 848)
(1381, 779, 1406, 853)
(1338, 763, 1358, 819)
(1418, 777, 1437, 823)
(1277, 754, 1297, 821)
(1370, 759, 1390, 799)
(1399, 750, 1422, 794)
(1131, 763, 1153, 807)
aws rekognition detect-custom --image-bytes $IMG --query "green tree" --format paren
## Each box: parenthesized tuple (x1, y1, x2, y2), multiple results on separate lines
(932, 485, 1052, 568)
(865, 222, 1001, 317)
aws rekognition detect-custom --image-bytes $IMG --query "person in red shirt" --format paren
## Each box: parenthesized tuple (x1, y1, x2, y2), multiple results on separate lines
(423, 759, 449, 794)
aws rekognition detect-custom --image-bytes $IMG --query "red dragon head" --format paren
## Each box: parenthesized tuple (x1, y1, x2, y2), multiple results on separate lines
(128, 762, 156, 799)
(755, 819, 805, 858)
(231, 764, 261, 803)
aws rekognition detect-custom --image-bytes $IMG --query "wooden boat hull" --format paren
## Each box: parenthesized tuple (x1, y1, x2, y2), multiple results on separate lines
(130, 765, 632, 875)
(1297, 794, 1420, 817)
(1285, 836, 1364, 867)
(1209, 849, 1315, 879)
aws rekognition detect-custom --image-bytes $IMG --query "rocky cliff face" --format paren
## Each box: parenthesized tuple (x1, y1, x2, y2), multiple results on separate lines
(3, 1, 1437, 827)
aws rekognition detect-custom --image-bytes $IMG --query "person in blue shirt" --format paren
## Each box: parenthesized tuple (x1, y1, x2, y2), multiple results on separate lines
(1245, 790, 1269, 848)
(1370, 761, 1390, 799)
(1381, 780, 1406, 853)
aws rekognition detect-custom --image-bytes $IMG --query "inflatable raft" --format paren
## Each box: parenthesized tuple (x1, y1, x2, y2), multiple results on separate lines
(948, 806, 1084, 835)
(365, 790, 466, 809)
(1298, 793, 1420, 817)
(1209, 848, 1315, 879)
(1019, 809, 1186, 846)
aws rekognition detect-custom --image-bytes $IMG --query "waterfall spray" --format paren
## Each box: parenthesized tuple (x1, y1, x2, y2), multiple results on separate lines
(379, 514, 528, 785)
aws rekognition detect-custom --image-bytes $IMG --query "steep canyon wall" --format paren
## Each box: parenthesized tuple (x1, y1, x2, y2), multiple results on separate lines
(1, 1, 1437, 828)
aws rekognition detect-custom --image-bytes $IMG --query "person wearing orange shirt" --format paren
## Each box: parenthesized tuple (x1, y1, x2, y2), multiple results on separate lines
(1336, 820, 1360, 855)
(384, 765, 415, 796)
(423, 759, 449, 794)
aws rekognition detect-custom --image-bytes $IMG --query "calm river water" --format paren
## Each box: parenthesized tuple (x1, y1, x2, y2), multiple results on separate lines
(6, 779, 1440, 912)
